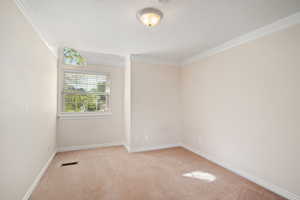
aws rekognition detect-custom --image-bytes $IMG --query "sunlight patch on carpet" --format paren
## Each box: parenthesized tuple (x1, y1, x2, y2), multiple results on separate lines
(183, 171, 216, 182)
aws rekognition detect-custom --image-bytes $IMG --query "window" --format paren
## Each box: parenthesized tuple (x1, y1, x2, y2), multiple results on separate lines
(63, 48, 86, 66)
(62, 71, 111, 114)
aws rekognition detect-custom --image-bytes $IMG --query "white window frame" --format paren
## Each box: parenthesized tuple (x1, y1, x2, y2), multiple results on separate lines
(57, 48, 112, 119)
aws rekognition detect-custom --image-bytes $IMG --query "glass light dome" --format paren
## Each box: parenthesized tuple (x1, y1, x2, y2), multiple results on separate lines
(137, 7, 163, 27)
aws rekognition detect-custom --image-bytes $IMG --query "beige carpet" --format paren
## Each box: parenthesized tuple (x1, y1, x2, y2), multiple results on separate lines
(31, 146, 286, 200)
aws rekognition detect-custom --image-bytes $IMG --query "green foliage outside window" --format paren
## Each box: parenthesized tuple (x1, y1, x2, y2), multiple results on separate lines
(63, 72, 110, 113)
(64, 93, 108, 112)
(63, 48, 86, 66)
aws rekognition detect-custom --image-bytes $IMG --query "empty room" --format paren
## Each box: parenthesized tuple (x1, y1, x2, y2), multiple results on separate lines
(1, 0, 300, 199)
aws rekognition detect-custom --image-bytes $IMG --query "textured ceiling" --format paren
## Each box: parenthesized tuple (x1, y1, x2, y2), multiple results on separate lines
(21, 0, 300, 63)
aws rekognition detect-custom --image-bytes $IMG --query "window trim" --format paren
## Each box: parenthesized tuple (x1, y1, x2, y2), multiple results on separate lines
(58, 68, 112, 119)
(57, 112, 112, 120)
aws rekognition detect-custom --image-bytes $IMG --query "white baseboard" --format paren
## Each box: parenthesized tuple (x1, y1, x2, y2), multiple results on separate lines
(23, 143, 298, 200)
(22, 151, 56, 200)
(123, 143, 131, 152)
(181, 144, 300, 200)
(57, 142, 124, 152)
(129, 143, 180, 153)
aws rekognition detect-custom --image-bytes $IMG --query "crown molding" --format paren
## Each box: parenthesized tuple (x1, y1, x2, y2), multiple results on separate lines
(80, 50, 126, 68)
(56, 46, 126, 67)
(183, 12, 300, 66)
(131, 54, 180, 67)
(14, 0, 57, 57)
(14, 0, 300, 66)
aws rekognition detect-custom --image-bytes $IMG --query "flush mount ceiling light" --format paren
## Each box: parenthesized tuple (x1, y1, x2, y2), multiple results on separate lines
(137, 7, 163, 27)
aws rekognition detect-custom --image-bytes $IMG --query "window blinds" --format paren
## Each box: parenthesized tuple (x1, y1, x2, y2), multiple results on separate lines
(62, 71, 110, 113)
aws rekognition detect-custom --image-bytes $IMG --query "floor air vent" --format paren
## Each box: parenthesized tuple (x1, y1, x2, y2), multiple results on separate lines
(61, 161, 79, 167)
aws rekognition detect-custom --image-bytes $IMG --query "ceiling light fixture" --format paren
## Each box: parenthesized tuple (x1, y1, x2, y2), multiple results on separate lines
(137, 7, 163, 27)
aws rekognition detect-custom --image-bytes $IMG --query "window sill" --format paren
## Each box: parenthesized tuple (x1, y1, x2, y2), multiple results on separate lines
(57, 112, 112, 120)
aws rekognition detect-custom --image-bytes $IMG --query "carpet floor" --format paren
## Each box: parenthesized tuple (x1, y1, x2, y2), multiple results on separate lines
(31, 146, 286, 200)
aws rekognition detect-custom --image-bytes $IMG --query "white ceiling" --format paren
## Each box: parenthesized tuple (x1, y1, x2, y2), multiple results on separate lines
(21, 0, 300, 63)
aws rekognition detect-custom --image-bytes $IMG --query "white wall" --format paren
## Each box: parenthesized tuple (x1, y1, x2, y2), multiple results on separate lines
(181, 24, 300, 197)
(57, 65, 124, 149)
(2, 1, 297, 198)
(0, 1, 57, 199)
(124, 56, 132, 150)
(130, 60, 181, 151)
